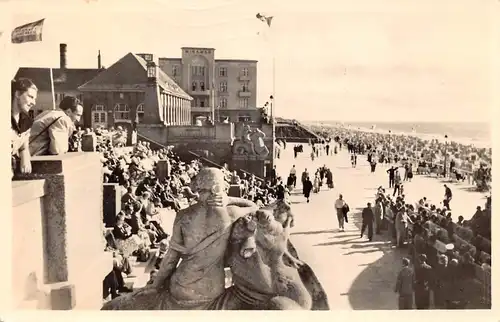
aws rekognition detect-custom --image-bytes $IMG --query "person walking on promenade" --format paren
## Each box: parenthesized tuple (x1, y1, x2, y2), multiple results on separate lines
(387, 166, 399, 188)
(373, 200, 383, 234)
(370, 159, 377, 173)
(289, 165, 297, 188)
(335, 194, 346, 231)
(301, 168, 309, 187)
(393, 172, 402, 197)
(326, 169, 334, 189)
(395, 257, 414, 309)
(414, 254, 432, 309)
(361, 202, 374, 241)
(443, 184, 452, 210)
(395, 207, 410, 247)
(303, 176, 313, 203)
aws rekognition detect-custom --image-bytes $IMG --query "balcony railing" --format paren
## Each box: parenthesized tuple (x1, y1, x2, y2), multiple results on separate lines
(189, 89, 210, 96)
(238, 91, 251, 97)
(191, 106, 212, 112)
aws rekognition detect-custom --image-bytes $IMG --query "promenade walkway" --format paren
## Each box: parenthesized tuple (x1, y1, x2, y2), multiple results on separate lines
(275, 144, 487, 310)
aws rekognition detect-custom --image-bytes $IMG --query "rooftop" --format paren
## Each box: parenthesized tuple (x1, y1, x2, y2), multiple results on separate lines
(159, 57, 258, 63)
(15, 68, 102, 92)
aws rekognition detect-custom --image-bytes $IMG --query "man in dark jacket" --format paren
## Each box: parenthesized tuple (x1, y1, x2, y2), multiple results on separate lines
(361, 202, 375, 241)
(443, 184, 452, 210)
(414, 254, 433, 309)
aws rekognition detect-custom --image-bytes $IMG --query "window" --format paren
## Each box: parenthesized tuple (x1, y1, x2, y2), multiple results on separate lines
(219, 81, 227, 92)
(241, 67, 249, 77)
(200, 100, 205, 107)
(219, 97, 227, 108)
(136, 103, 144, 123)
(238, 115, 251, 122)
(93, 104, 106, 112)
(192, 81, 197, 91)
(219, 67, 227, 77)
(191, 65, 206, 76)
(239, 98, 249, 108)
(172, 65, 178, 76)
(241, 81, 249, 92)
(119, 93, 124, 99)
(92, 104, 107, 125)
(200, 81, 205, 91)
(114, 103, 130, 120)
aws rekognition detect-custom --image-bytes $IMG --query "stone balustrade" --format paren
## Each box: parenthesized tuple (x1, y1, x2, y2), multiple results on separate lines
(12, 152, 113, 310)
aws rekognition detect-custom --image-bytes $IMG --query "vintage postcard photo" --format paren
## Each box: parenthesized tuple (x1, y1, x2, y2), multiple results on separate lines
(3, 0, 496, 316)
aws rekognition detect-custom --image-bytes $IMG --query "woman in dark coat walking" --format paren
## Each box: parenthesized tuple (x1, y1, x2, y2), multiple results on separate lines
(303, 177, 313, 203)
(325, 169, 334, 189)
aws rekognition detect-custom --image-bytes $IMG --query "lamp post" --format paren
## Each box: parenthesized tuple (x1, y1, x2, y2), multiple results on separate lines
(444, 134, 448, 178)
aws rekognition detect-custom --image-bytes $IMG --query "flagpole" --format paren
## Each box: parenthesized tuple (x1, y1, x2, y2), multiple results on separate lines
(49, 67, 56, 109)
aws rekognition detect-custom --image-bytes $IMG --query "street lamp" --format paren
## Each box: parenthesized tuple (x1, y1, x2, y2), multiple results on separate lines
(444, 134, 449, 178)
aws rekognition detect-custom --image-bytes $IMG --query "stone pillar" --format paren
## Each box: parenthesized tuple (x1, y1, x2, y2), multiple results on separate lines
(81, 133, 97, 152)
(176, 97, 179, 125)
(165, 94, 170, 125)
(155, 159, 171, 181)
(103, 183, 121, 228)
(14, 153, 112, 309)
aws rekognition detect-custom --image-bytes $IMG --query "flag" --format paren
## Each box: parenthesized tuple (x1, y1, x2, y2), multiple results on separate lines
(256, 13, 273, 27)
(11, 19, 45, 44)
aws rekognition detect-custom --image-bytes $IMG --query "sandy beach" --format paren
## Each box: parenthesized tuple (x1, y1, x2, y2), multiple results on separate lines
(308, 122, 491, 149)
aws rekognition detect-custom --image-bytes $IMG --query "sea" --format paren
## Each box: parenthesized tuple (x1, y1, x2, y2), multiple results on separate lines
(315, 121, 491, 148)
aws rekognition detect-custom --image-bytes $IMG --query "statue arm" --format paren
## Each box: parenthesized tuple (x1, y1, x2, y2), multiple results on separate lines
(226, 197, 259, 222)
(152, 212, 184, 289)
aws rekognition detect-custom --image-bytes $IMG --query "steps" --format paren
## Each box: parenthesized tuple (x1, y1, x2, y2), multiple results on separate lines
(123, 248, 158, 290)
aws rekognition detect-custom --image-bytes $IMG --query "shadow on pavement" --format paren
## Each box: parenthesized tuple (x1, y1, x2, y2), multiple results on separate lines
(342, 208, 406, 309)
(291, 229, 336, 236)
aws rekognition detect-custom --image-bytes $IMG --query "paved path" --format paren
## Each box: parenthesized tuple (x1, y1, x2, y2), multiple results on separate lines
(275, 144, 487, 310)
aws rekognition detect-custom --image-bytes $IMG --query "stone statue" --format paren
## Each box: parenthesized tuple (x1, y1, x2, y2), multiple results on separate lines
(232, 125, 269, 158)
(101, 169, 328, 310)
(102, 167, 258, 310)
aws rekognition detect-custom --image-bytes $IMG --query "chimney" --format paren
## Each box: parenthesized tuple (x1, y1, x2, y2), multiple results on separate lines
(98, 50, 102, 69)
(59, 43, 67, 69)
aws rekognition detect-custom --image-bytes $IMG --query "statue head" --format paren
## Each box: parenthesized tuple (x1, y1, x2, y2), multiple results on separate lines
(271, 199, 294, 228)
(190, 167, 227, 201)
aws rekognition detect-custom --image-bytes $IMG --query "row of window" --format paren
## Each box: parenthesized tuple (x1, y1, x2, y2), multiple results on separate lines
(171, 66, 250, 78)
(192, 97, 249, 109)
(190, 81, 251, 93)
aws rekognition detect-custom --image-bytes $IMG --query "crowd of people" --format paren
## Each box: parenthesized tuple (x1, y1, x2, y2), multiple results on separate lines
(381, 188, 492, 309)
(309, 125, 492, 192)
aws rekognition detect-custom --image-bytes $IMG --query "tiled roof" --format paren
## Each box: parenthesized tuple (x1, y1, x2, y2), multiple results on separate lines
(133, 54, 191, 100)
(78, 53, 191, 100)
(15, 68, 102, 92)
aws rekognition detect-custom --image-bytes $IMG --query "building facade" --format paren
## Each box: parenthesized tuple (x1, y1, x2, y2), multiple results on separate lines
(159, 47, 259, 123)
(15, 44, 102, 119)
(78, 53, 192, 130)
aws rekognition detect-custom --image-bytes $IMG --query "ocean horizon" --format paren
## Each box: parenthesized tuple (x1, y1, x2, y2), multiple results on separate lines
(309, 121, 491, 146)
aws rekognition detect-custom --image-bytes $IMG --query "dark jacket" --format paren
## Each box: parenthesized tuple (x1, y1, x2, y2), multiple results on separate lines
(362, 207, 374, 223)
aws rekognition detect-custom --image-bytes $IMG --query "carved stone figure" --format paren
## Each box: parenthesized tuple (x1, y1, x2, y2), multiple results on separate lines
(102, 167, 258, 310)
(232, 125, 269, 158)
(101, 170, 328, 310)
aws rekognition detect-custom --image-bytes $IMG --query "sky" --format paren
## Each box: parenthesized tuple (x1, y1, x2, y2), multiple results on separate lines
(1, 0, 498, 122)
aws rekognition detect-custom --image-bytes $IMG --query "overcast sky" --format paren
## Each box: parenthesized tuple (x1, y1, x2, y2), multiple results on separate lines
(1, 0, 497, 122)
